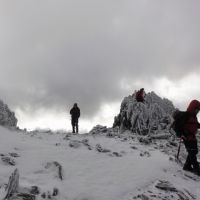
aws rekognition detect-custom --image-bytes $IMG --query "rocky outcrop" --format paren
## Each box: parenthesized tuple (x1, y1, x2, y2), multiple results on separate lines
(0, 100, 17, 127)
(113, 91, 175, 135)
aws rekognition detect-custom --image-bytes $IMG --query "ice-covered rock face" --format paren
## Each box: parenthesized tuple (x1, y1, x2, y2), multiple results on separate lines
(113, 91, 175, 135)
(0, 100, 17, 127)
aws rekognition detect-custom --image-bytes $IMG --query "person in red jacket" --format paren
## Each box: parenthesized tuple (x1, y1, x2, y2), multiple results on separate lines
(183, 100, 200, 175)
(135, 88, 145, 102)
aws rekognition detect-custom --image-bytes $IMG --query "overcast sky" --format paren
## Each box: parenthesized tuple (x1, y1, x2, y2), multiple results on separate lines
(1, 0, 200, 132)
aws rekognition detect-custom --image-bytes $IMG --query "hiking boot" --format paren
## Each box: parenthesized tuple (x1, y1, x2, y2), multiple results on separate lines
(183, 165, 193, 172)
(193, 169, 200, 176)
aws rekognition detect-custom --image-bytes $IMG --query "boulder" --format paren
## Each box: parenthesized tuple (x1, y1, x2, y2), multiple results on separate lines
(113, 91, 175, 135)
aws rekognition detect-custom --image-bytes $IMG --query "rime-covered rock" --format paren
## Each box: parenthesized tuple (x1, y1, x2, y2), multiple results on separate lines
(1, 156, 16, 166)
(2, 169, 37, 200)
(69, 140, 81, 148)
(45, 161, 63, 180)
(95, 144, 111, 153)
(89, 125, 108, 135)
(113, 91, 175, 135)
(4, 169, 19, 199)
(0, 99, 17, 127)
(155, 180, 177, 192)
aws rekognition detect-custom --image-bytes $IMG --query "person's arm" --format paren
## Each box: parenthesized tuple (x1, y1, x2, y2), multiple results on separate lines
(196, 117, 200, 128)
(78, 108, 80, 118)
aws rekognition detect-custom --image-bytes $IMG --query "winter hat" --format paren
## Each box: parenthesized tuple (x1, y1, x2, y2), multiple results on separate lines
(187, 100, 200, 113)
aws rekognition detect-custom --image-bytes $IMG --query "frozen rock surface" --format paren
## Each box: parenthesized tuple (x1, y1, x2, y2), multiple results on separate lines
(0, 100, 17, 127)
(113, 91, 175, 135)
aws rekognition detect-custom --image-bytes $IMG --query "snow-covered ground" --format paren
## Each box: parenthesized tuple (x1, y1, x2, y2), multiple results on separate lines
(0, 126, 200, 200)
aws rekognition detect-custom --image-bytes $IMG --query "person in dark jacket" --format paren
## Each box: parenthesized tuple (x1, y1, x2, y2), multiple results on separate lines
(70, 103, 80, 133)
(135, 88, 145, 102)
(182, 100, 200, 175)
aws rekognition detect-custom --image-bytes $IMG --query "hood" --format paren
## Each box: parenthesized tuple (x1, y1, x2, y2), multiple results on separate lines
(187, 100, 200, 114)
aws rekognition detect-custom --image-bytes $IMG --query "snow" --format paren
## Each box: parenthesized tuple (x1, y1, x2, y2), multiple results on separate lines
(0, 126, 200, 200)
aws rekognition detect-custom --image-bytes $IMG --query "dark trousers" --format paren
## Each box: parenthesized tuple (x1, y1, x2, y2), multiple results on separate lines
(71, 118, 78, 133)
(184, 140, 199, 170)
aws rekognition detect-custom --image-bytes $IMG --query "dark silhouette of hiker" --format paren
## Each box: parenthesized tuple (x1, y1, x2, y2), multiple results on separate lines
(70, 103, 80, 133)
(182, 100, 200, 175)
(136, 88, 145, 102)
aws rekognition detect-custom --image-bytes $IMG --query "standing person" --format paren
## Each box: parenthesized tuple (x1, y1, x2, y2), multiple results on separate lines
(70, 103, 80, 133)
(135, 88, 145, 102)
(182, 100, 200, 175)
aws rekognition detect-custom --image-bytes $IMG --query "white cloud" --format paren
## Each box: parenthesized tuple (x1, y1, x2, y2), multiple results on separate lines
(1, 0, 200, 130)
(16, 102, 120, 132)
(151, 72, 200, 109)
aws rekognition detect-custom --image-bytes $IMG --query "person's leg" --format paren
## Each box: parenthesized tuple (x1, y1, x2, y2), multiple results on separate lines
(183, 155, 193, 171)
(71, 119, 75, 133)
(75, 120, 79, 133)
(76, 124, 79, 133)
(184, 140, 199, 175)
(183, 140, 193, 171)
(190, 153, 199, 170)
(189, 141, 199, 174)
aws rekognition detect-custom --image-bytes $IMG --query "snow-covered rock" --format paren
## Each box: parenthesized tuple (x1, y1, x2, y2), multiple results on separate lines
(113, 91, 175, 135)
(89, 125, 108, 135)
(0, 99, 17, 127)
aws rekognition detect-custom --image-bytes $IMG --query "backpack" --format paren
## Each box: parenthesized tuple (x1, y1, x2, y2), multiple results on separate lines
(171, 110, 189, 138)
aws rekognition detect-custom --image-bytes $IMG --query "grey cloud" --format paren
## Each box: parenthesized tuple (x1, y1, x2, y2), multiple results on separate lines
(0, 0, 200, 118)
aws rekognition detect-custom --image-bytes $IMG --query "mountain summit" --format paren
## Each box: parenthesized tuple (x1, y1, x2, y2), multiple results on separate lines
(113, 91, 175, 135)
